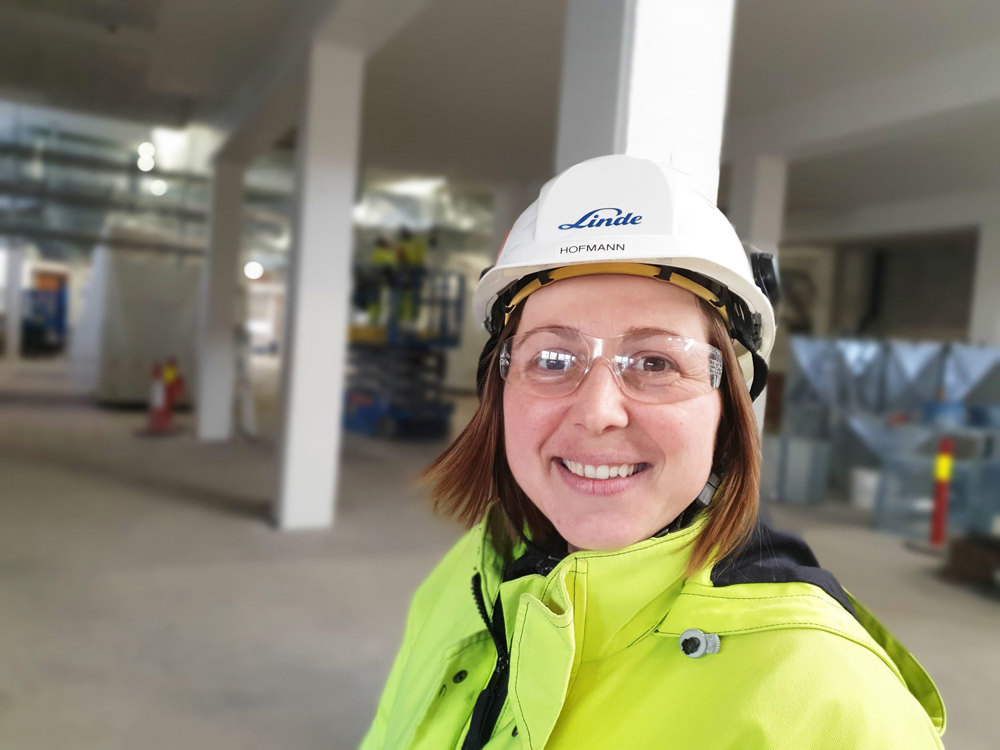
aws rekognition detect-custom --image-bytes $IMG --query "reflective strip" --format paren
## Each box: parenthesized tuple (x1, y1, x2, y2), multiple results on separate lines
(503, 262, 727, 327)
(934, 454, 953, 482)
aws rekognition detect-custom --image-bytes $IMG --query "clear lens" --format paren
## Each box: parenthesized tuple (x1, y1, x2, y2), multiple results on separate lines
(499, 328, 723, 404)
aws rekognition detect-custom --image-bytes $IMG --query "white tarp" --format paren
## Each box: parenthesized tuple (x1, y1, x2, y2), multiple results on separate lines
(70, 244, 201, 403)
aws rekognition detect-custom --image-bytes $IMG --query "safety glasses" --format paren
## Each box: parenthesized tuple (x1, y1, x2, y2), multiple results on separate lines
(499, 327, 723, 405)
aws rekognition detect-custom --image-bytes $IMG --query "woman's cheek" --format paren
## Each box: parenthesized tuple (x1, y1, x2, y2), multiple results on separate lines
(503, 387, 566, 495)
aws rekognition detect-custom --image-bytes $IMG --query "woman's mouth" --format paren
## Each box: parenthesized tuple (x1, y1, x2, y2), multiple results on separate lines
(559, 458, 649, 480)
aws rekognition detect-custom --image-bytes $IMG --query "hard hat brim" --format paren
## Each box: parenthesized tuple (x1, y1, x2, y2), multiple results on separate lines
(474, 254, 776, 361)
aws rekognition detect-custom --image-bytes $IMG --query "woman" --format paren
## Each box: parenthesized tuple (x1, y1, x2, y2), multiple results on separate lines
(362, 155, 945, 749)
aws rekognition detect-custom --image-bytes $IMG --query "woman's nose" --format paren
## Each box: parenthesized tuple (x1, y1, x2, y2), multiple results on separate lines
(568, 357, 630, 433)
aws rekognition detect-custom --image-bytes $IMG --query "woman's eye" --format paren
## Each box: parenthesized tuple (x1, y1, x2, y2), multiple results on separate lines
(534, 350, 575, 371)
(636, 356, 676, 373)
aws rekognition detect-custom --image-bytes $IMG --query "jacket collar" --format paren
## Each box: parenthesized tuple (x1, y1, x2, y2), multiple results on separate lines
(475, 505, 706, 662)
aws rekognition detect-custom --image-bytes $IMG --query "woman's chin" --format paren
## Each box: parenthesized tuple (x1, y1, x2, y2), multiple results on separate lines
(557, 518, 648, 553)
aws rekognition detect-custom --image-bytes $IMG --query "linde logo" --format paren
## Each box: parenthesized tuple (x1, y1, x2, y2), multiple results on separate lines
(557, 207, 642, 230)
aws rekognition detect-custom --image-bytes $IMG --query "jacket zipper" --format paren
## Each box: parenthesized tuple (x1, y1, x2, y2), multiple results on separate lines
(461, 573, 510, 750)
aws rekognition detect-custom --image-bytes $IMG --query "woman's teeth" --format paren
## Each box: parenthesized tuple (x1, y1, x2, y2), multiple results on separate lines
(561, 459, 642, 479)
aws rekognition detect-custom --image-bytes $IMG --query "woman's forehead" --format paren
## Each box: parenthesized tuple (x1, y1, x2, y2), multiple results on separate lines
(519, 274, 710, 340)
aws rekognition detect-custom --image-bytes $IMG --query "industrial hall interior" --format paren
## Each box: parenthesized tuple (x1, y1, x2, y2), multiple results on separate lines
(1, 0, 998, 748)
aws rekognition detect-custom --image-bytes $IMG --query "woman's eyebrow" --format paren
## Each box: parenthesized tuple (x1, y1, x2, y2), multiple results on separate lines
(523, 325, 688, 338)
(621, 326, 685, 338)
(523, 324, 580, 335)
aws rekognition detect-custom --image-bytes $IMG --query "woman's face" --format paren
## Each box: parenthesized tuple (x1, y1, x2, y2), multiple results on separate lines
(503, 274, 722, 551)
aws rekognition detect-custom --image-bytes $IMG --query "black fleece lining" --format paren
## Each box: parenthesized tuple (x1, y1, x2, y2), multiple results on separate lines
(504, 509, 857, 619)
(711, 521, 858, 619)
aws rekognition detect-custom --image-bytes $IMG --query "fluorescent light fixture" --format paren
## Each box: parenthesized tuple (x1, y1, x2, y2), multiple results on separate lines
(378, 176, 446, 198)
(149, 179, 167, 196)
(137, 155, 155, 172)
(151, 127, 190, 172)
(137, 141, 156, 158)
(243, 261, 264, 280)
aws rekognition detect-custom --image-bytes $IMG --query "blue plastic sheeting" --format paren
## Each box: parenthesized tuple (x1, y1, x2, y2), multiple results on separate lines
(786, 336, 839, 406)
(883, 340, 945, 414)
(778, 337, 1000, 515)
(970, 404, 1000, 429)
(835, 339, 885, 412)
(844, 414, 933, 465)
(941, 344, 1000, 403)
(969, 460, 1000, 537)
(875, 453, 976, 538)
(776, 435, 831, 504)
(783, 404, 830, 439)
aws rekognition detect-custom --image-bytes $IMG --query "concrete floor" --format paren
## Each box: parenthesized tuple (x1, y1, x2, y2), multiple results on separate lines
(1, 360, 997, 749)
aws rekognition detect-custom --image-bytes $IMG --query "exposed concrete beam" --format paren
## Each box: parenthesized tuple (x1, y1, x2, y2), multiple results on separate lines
(316, 0, 430, 53)
(202, 0, 428, 164)
(725, 42, 1000, 161)
(214, 76, 307, 164)
(195, 0, 332, 138)
(784, 190, 999, 245)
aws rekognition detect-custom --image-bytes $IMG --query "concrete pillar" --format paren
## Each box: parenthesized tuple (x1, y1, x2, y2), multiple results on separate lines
(728, 155, 788, 255)
(969, 212, 1000, 345)
(728, 155, 788, 429)
(556, 0, 736, 202)
(275, 40, 364, 529)
(4, 241, 23, 362)
(196, 160, 245, 441)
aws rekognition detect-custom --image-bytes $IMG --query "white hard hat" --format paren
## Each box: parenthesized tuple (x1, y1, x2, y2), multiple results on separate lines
(473, 154, 777, 399)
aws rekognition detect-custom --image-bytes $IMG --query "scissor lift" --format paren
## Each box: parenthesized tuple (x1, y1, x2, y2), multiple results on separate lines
(345, 268, 464, 439)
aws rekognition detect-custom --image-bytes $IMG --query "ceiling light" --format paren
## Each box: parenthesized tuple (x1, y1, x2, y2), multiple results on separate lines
(138, 141, 156, 158)
(137, 155, 155, 172)
(378, 176, 447, 198)
(149, 179, 167, 196)
(243, 261, 264, 280)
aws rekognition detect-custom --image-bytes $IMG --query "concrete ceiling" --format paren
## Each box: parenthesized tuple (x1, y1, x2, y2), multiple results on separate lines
(0, 0, 302, 124)
(728, 0, 1000, 119)
(0, 0, 998, 212)
(360, 0, 566, 184)
(786, 104, 1000, 212)
(364, 0, 1000, 207)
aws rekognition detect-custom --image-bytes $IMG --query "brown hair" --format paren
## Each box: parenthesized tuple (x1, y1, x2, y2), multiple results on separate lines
(423, 296, 761, 574)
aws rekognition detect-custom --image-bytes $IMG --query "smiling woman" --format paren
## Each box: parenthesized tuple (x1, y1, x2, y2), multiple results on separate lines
(502, 276, 725, 553)
(361, 155, 946, 750)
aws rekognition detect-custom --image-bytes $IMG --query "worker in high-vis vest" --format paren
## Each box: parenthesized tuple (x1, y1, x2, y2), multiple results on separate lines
(362, 155, 946, 749)
(395, 227, 427, 325)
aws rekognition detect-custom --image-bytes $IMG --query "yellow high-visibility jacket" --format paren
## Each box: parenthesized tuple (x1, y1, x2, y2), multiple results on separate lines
(362, 507, 946, 749)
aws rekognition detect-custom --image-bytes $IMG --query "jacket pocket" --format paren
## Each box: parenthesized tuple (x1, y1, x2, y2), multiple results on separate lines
(402, 632, 494, 750)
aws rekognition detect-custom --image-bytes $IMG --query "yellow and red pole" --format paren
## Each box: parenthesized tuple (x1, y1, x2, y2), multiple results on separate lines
(929, 437, 954, 548)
